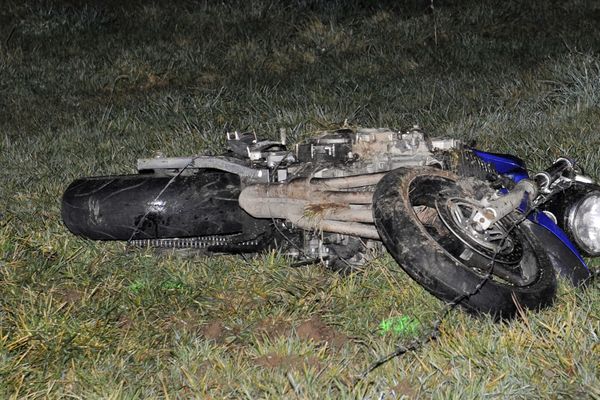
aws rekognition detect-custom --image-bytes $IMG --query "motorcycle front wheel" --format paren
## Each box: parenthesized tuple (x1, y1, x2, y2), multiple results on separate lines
(373, 167, 556, 319)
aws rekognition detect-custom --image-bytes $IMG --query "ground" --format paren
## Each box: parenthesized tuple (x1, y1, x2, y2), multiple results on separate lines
(0, 0, 599, 398)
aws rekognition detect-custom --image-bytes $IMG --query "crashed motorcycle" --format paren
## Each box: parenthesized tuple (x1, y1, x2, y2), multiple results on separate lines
(61, 126, 599, 318)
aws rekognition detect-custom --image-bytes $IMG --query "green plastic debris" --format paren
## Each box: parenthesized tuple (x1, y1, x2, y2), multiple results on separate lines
(379, 316, 420, 336)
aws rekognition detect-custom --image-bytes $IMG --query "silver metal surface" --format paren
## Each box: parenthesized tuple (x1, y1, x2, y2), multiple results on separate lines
(137, 156, 270, 183)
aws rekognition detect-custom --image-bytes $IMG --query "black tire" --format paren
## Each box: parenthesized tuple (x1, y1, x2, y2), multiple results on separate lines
(61, 172, 273, 252)
(373, 167, 556, 319)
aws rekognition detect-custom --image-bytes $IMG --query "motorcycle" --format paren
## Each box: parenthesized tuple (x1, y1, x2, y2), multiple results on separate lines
(61, 126, 599, 318)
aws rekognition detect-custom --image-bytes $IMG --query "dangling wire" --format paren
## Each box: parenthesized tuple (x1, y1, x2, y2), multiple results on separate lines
(356, 205, 538, 381)
(126, 157, 198, 245)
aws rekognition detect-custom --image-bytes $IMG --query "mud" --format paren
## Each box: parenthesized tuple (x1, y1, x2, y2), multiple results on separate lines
(391, 381, 417, 398)
(254, 317, 292, 341)
(117, 315, 134, 330)
(296, 317, 349, 349)
(55, 287, 84, 303)
(201, 320, 227, 342)
(199, 318, 241, 344)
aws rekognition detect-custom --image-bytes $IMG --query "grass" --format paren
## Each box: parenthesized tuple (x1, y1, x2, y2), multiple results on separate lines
(1, 0, 600, 398)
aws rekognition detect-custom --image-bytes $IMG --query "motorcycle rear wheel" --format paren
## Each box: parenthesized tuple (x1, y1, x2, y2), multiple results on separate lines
(373, 167, 556, 319)
(61, 171, 273, 252)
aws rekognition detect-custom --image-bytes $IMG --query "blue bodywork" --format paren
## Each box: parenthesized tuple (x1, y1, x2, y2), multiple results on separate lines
(471, 149, 589, 273)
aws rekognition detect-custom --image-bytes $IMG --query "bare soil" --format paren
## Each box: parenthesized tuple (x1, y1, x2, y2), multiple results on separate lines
(296, 316, 349, 349)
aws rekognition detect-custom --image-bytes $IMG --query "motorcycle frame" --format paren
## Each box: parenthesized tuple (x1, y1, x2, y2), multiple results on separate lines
(472, 149, 590, 278)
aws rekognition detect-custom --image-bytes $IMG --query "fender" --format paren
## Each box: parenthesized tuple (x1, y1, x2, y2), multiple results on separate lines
(472, 149, 591, 285)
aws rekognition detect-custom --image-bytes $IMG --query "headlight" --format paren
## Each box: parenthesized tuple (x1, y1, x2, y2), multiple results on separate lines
(568, 192, 600, 256)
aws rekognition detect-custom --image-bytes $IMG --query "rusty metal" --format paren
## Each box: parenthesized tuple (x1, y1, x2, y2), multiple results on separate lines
(309, 173, 386, 190)
(239, 173, 382, 239)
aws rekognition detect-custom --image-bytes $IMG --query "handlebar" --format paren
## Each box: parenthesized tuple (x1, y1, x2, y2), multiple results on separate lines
(534, 157, 574, 192)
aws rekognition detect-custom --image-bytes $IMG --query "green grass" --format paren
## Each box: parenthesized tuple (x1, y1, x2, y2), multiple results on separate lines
(1, 0, 600, 398)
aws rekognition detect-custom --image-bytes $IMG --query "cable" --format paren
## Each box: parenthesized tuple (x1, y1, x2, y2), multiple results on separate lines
(356, 204, 538, 381)
(126, 157, 198, 244)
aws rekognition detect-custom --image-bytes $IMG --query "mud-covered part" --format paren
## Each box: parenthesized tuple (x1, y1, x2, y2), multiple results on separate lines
(373, 167, 556, 319)
(441, 148, 514, 190)
(61, 171, 272, 246)
(524, 223, 591, 286)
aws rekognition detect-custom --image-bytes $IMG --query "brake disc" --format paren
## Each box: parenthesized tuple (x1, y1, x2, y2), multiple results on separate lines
(435, 196, 524, 265)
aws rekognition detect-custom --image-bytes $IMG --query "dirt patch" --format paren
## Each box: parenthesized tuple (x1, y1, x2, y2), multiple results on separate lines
(390, 381, 417, 399)
(296, 317, 349, 349)
(55, 288, 84, 303)
(201, 320, 226, 341)
(117, 315, 134, 330)
(200, 320, 238, 344)
(254, 353, 320, 371)
(254, 317, 292, 341)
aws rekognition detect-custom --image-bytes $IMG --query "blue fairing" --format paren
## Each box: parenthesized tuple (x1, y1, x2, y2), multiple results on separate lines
(471, 149, 529, 182)
(472, 149, 589, 273)
(530, 210, 587, 267)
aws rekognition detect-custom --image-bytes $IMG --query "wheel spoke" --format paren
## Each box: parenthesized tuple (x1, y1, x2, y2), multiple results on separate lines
(437, 196, 524, 266)
(373, 168, 551, 315)
(487, 231, 506, 241)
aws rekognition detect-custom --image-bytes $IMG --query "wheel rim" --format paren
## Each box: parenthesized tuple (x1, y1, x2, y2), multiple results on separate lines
(407, 175, 539, 287)
(436, 197, 524, 265)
